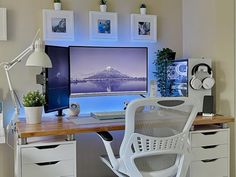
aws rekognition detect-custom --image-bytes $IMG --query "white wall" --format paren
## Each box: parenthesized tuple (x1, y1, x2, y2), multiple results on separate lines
(182, 0, 235, 176)
(183, 0, 234, 116)
(0, 0, 235, 176)
(0, 0, 183, 177)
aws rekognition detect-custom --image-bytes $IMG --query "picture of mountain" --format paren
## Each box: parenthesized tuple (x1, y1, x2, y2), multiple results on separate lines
(85, 66, 130, 80)
(70, 47, 147, 95)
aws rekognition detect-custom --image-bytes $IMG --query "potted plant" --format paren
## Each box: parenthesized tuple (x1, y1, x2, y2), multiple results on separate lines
(140, 3, 147, 15)
(54, 0, 61, 10)
(153, 48, 176, 97)
(23, 90, 46, 124)
(100, 0, 107, 12)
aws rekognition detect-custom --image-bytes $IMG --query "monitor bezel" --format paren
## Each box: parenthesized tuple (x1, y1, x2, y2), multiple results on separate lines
(69, 46, 148, 97)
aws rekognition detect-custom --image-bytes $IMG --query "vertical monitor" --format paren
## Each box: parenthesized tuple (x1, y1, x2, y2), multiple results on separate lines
(44, 45, 70, 115)
(166, 59, 188, 97)
(70, 46, 148, 97)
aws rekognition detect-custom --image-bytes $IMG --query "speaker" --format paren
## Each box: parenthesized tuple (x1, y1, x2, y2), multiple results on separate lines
(68, 103, 80, 117)
(190, 63, 215, 90)
(202, 95, 214, 116)
(150, 80, 157, 97)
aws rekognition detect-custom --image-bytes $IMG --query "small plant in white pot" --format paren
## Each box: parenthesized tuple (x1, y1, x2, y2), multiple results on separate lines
(100, 0, 107, 12)
(54, 0, 61, 10)
(23, 90, 46, 124)
(140, 3, 147, 15)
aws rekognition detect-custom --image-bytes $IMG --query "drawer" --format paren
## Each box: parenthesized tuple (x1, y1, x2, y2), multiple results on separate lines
(191, 129, 229, 147)
(190, 158, 228, 177)
(22, 159, 75, 177)
(21, 143, 75, 163)
(192, 144, 228, 161)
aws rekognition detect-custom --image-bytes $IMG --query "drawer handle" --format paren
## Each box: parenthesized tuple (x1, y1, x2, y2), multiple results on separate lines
(201, 145, 218, 149)
(201, 158, 218, 163)
(35, 145, 59, 149)
(35, 161, 59, 166)
(201, 132, 217, 135)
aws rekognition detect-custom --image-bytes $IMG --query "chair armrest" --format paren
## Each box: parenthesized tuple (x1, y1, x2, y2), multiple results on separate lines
(96, 131, 119, 170)
(97, 131, 113, 141)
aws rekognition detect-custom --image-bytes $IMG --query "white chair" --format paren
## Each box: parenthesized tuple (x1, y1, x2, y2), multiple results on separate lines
(97, 97, 198, 177)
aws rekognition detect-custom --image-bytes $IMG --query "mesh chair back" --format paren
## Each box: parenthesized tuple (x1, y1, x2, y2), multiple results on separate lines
(119, 97, 197, 176)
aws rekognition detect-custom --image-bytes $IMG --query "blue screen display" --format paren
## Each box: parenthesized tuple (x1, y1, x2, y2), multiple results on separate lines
(166, 59, 188, 97)
(70, 46, 148, 96)
(44, 45, 70, 113)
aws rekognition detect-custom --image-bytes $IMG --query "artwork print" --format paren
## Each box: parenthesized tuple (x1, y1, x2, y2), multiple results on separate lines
(0, 8, 7, 40)
(98, 19, 111, 34)
(89, 11, 117, 40)
(52, 18, 66, 33)
(138, 21, 150, 35)
(43, 9, 74, 41)
(131, 14, 157, 42)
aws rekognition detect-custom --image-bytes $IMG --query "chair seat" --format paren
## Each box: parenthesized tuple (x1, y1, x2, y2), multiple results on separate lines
(141, 164, 177, 177)
(101, 154, 177, 177)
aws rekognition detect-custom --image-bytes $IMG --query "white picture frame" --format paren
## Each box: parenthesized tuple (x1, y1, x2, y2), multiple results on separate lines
(43, 9, 74, 41)
(0, 8, 7, 41)
(89, 11, 118, 41)
(131, 14, 157, 42)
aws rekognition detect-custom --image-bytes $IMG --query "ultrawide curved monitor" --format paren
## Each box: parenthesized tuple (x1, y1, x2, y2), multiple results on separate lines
(70, 46, 148, 97)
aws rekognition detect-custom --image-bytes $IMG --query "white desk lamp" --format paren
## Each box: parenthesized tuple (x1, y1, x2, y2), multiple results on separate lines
(1, 29, 52, 123)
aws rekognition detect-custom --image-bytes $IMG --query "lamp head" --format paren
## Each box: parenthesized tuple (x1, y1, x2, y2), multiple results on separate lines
(26, 39, 52, 68)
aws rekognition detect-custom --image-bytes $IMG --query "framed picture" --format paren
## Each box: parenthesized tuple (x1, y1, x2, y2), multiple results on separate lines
(131, 14, 157, 42)
(0, 8, 7, 41)
(89, 11, 118, 41)
(43, 9, 74, 41)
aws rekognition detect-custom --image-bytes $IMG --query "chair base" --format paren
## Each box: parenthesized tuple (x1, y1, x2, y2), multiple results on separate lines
(100, 155, 128, 177)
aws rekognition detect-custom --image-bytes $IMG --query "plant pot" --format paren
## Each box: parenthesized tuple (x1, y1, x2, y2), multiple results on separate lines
(140, 8, 146, 15)
(24, 106, 43, 124)
(54, 2, 61, 10)
(100, 5, 107, 12)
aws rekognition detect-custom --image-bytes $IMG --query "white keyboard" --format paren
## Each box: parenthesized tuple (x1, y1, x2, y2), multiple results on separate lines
(91, 111, 125, 120)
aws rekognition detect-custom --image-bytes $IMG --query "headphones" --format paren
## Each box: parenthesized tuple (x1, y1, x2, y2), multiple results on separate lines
(190, 63, 215, 90)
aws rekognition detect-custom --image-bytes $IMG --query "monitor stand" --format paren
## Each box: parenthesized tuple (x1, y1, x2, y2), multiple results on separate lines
(56, 109, 65, 117)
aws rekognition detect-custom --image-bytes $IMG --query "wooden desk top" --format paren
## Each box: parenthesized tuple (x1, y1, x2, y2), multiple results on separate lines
(16, 115, 234, 138)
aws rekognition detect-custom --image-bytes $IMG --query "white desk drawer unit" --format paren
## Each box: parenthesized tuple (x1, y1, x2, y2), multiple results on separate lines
(190, 128, 230, 177)
(22, 160, 74, 177)
(18, 140, 76, 177)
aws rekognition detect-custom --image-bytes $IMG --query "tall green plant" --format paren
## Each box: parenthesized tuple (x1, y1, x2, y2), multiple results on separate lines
(153, 48, 176, 96)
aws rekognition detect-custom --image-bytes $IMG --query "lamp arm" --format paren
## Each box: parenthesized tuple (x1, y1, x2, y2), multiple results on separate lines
(3, 46, 33, 122)
(6, 46, 33, 71)
(6, 29, 40, 71)
(4, 68, 19, 122)
(30, 29, 40, 47)
(2, 29, 41, 122)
